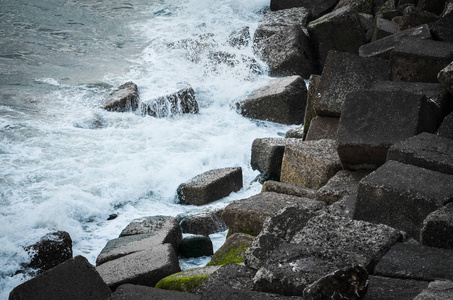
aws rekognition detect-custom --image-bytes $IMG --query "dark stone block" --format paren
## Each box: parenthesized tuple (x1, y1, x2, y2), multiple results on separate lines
(431, 9, 453, 42)
(354, 161, 453, 239)
(396, 6, 440, 31)
(315, 170, 370, 204)
(371, 17, 398, 41)
(387, 132, 453, 175)
(9, 256, 111, 300)
(437, 112, 453, 139)
(421, 203, 453, 249)
(375, 242, 453, 281)
(362, 276, 429, 300)
(390, 38, 453, 83)
(413, 280, 453, 300)
(207, 233, 254, 266)
(270, 0, 339, 19)
(177, 209, 226, 236)
(337, 90, 431, 168)
(418, 0, 448, 15)
(109, 284, 201, 300)
(313, 51, 389, 117)
(303, 74, 321, 138)
(103, 82, 139, 112)
(178, 235, 213, 258)
(305, 116, 339, 141)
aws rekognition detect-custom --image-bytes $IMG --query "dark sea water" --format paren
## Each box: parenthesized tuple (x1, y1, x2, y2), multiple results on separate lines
(0, 0, 294, 296)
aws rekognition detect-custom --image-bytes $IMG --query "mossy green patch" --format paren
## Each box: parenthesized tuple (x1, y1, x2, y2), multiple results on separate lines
(155, 272, 208, 293)
(207, 242, 251, 266)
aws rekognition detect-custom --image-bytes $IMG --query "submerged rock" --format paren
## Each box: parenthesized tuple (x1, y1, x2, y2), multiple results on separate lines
(103, 81, 139, 112)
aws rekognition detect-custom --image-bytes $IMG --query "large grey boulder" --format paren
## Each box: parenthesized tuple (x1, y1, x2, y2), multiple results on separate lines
(337, 90, 433, 168)
(437, 112, 453, 139)
(362, 276, 429, 300)
(155, 266, 221, 293)
(9, 256, 111, 300)
(315, 170, 370, 204)
(307, 5, 367, 69)
(109, 284, 201, 300)
(305, 116, 339, 141)
(390, 38, 453, 83)
(222, 192, 325, 236)
(387, 132, 453, 175)
(270, 0, 339, 19)
(334, 0, 373, 14)
(96, 243, 180, 290)
(177, 167, 243, 206)
(438, 61, 453, 96)
(120, 215, 181, 240)
(280, 139, 343, 189)
(177, 209, 226, 236)
(421, 203, 453, 249)
(236, 76, 307, 125)
(313, 51, 389, 117)
(207, 233, 255, 266)
(413, 280, 453, 300)
(375, 242, 453, 281)
(103, 82, 139, 112)
(261, 180, 317, 199)
(354, 161, 453, 239)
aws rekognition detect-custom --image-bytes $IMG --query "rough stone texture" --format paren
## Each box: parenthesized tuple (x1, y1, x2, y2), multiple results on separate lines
(9, 256, 111, 300)
(438, 61, 453, 96)
(236, 76, 307, 125)
(413, 280, 453, 300)
(285, 126, 304, 138)
(337, 90, 432, 168)
(335, 0, 373, 14)
(362, 276, 429, 300)
(417, 0, 448, 15)
(313, 51, 389, 117)
(270, 0, 339, 19)
(421, 203, 453, 249)
(303, 74, 321, 138)
(222, 192, 325, 236)
(261, 180, 317, 199)
(305, 116, 339, 141)
(251, 138, 303, 179)
(359, 24, 432, 59)
(207, 233, 254, 266)
(325, 192, 358, 219)
(437, 112, 453, 139)
(375, 242, 453, 281)
(387, 132, 453, 175)
(141, 84, 199, 118)
(177, 209, 227, 236)
(109, 284, 201, 300)
(315, 170, 370, 204)
(397, 6, 439, 31)
(307, 5, 367, 69)
(390, 39, 453, 83)
(431, 9, 453, 42)
(359, 13, 375, 42)
(103, 81, 139, 112)
(354, 161, 453, 240)
(259, 7, 312, 28)
(155, 266, 220, 293)
(280, 139, 343, 189)
(177, 167, 243, 206)
(96, 244, 180, 290)
(25, 231, 72, 272)
(178, 235, 213, 258)
(372, 17, 398, 41)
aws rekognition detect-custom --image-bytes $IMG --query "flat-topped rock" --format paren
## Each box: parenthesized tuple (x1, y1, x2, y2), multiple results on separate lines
(438, 112, 453, 140)
(421, 203, 453, 249)
(396, 6, 439, 31)
(109, 284, 201, 300)
(313, 51, 389, 117)
(430, 9, 453, 42)
(237, 76, 307, 124)
(371, 17, 398, 42)
(177, 209, 226, 236)
(155, 266, 221, 293)
(417, 0, 447, 15)
(305, 116, 339, 141)
(9, 256, 111, 300)
(315, 170, 370, 204)
(96, 243, 180, 290)
(178, 235, 213, 258)
(375, 242, 453, 281)
(413, 280, 453, 300)
(387, 132, 453, 175)
(261, 180, 317, 199)
(222, 192, 325, 236)
(270, 0, 339, 19)
(177, 167, 243, 206)
(103, 82, 139, 112)
(362, 276, 429, 300)
(258, 7, 312, 28)
(354, 161, 453, 239)
(280, 139, 342, 189)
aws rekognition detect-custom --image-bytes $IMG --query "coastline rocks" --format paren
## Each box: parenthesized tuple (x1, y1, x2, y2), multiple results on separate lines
(362, 276, 429, 300)
(236, 76, 307, 125)
(9, 256, 111, 300)
(155, 266, 220, 293)
(207, 233, 254, 266)
(177, 209, 227, 236)
(305, 116, 339, 141)
(438, 112, 453, 139)
(270, 0, 339, 19)
(430, 9, 453, 42)
(315, 170, 370, 204)
(177, 167, 243, 206)
(335, 0, 373, 14)
(103, 82, 139, 112)
(178, 235, 213, 258)
(109, 284, 201, 300)
(421, 203, 453, 249)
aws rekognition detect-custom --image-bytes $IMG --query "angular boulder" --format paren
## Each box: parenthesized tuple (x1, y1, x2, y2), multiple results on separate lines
(261, 180, 317, 199)
(303, 74, 321, 138)
(430, 9, 453, 42)
(371, 17, 398, 42)
(177, 167, 243, 206)
(285, 126, 304, 138)
(354, 161, 453, 239)
(270, 0, 339, 19)
(280, 139, 342, 189)
(362, 276, 429, 300)
(438, 61, 453, 95)
(236, 76, 307, 125)
(305, 116, 339, 141)
(178, 235, 213, 258)
(155, 266, 220, 293)
(9, 256, 111, 300)
(120, 215, 182, 241)
(109, 284, 201, 300)
(421, 203, 453, 249)
(437, 112, 453, 139)
(413, 280, 453, 300)
(315, 170, 370, 204)
(207, 233, 254, 266)
(177, 209, 226, 236)
(103, 82, 139, 112)
(334, 0, 373, 14)
(313, 51, 389, 117)
(396, 6, 439, 31)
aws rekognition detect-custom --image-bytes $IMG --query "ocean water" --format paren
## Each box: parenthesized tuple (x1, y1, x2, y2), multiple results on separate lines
(0, 0, 296, 297)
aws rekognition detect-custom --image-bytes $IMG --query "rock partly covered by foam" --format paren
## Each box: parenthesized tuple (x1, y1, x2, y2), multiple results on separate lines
(103, 82, 139, 112)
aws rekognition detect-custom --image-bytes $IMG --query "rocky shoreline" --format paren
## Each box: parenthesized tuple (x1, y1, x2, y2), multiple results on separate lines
(9, 0, 453, 299)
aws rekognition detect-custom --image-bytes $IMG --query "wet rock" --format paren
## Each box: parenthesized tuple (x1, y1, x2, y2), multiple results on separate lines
(359, 24, 432, 59)
(305, 116, 339, 141)
(303, 74, 321, 138)
(155, 266, 220, 293)
(167, 34, 217, 63)
(438, 61, 453, 95)
(251, 138, 303, 180)
(396, 6, 439, 31)
(25, 231, 72, 272)
(390, 38, 453, 83)
(9, 256, 111, 300)
(237, 76, 307, 125)
(437, 112, 453, 139)
(375, 242, 453, 281)
(430, 9, 453, 42)
(177, 209, 227, 236)
(228, 26, 251, 49)
(421, 203, 453, 249)
(387, 132, 453, 175)
(177, 167, 243, 206)
(96, 243, 180, 290)
(413, 280, 453, 300)
(337, 90, 433, 168)
(103, 82, 139, 112)
(178, 235, 213, 258)
(307, 5, 367, 69)
(207, 233, 254, 266)
(222, 192, 325, 236)
(280, 139, 342, 189)
(109, 284, 201, 300)
(261, 180, 317, 199)
(270, 0, 339, 19)
(313, 51, 389, 117)
(362, 275, 429, 300)
(372, 17, 398, 41)
(335, 0, 373, 14)
(354, 161, 453, 239)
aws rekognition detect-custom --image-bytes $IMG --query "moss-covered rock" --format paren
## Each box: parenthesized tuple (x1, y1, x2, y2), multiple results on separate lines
(207, 233, 254, 266)
(155, 266, 220, 293)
